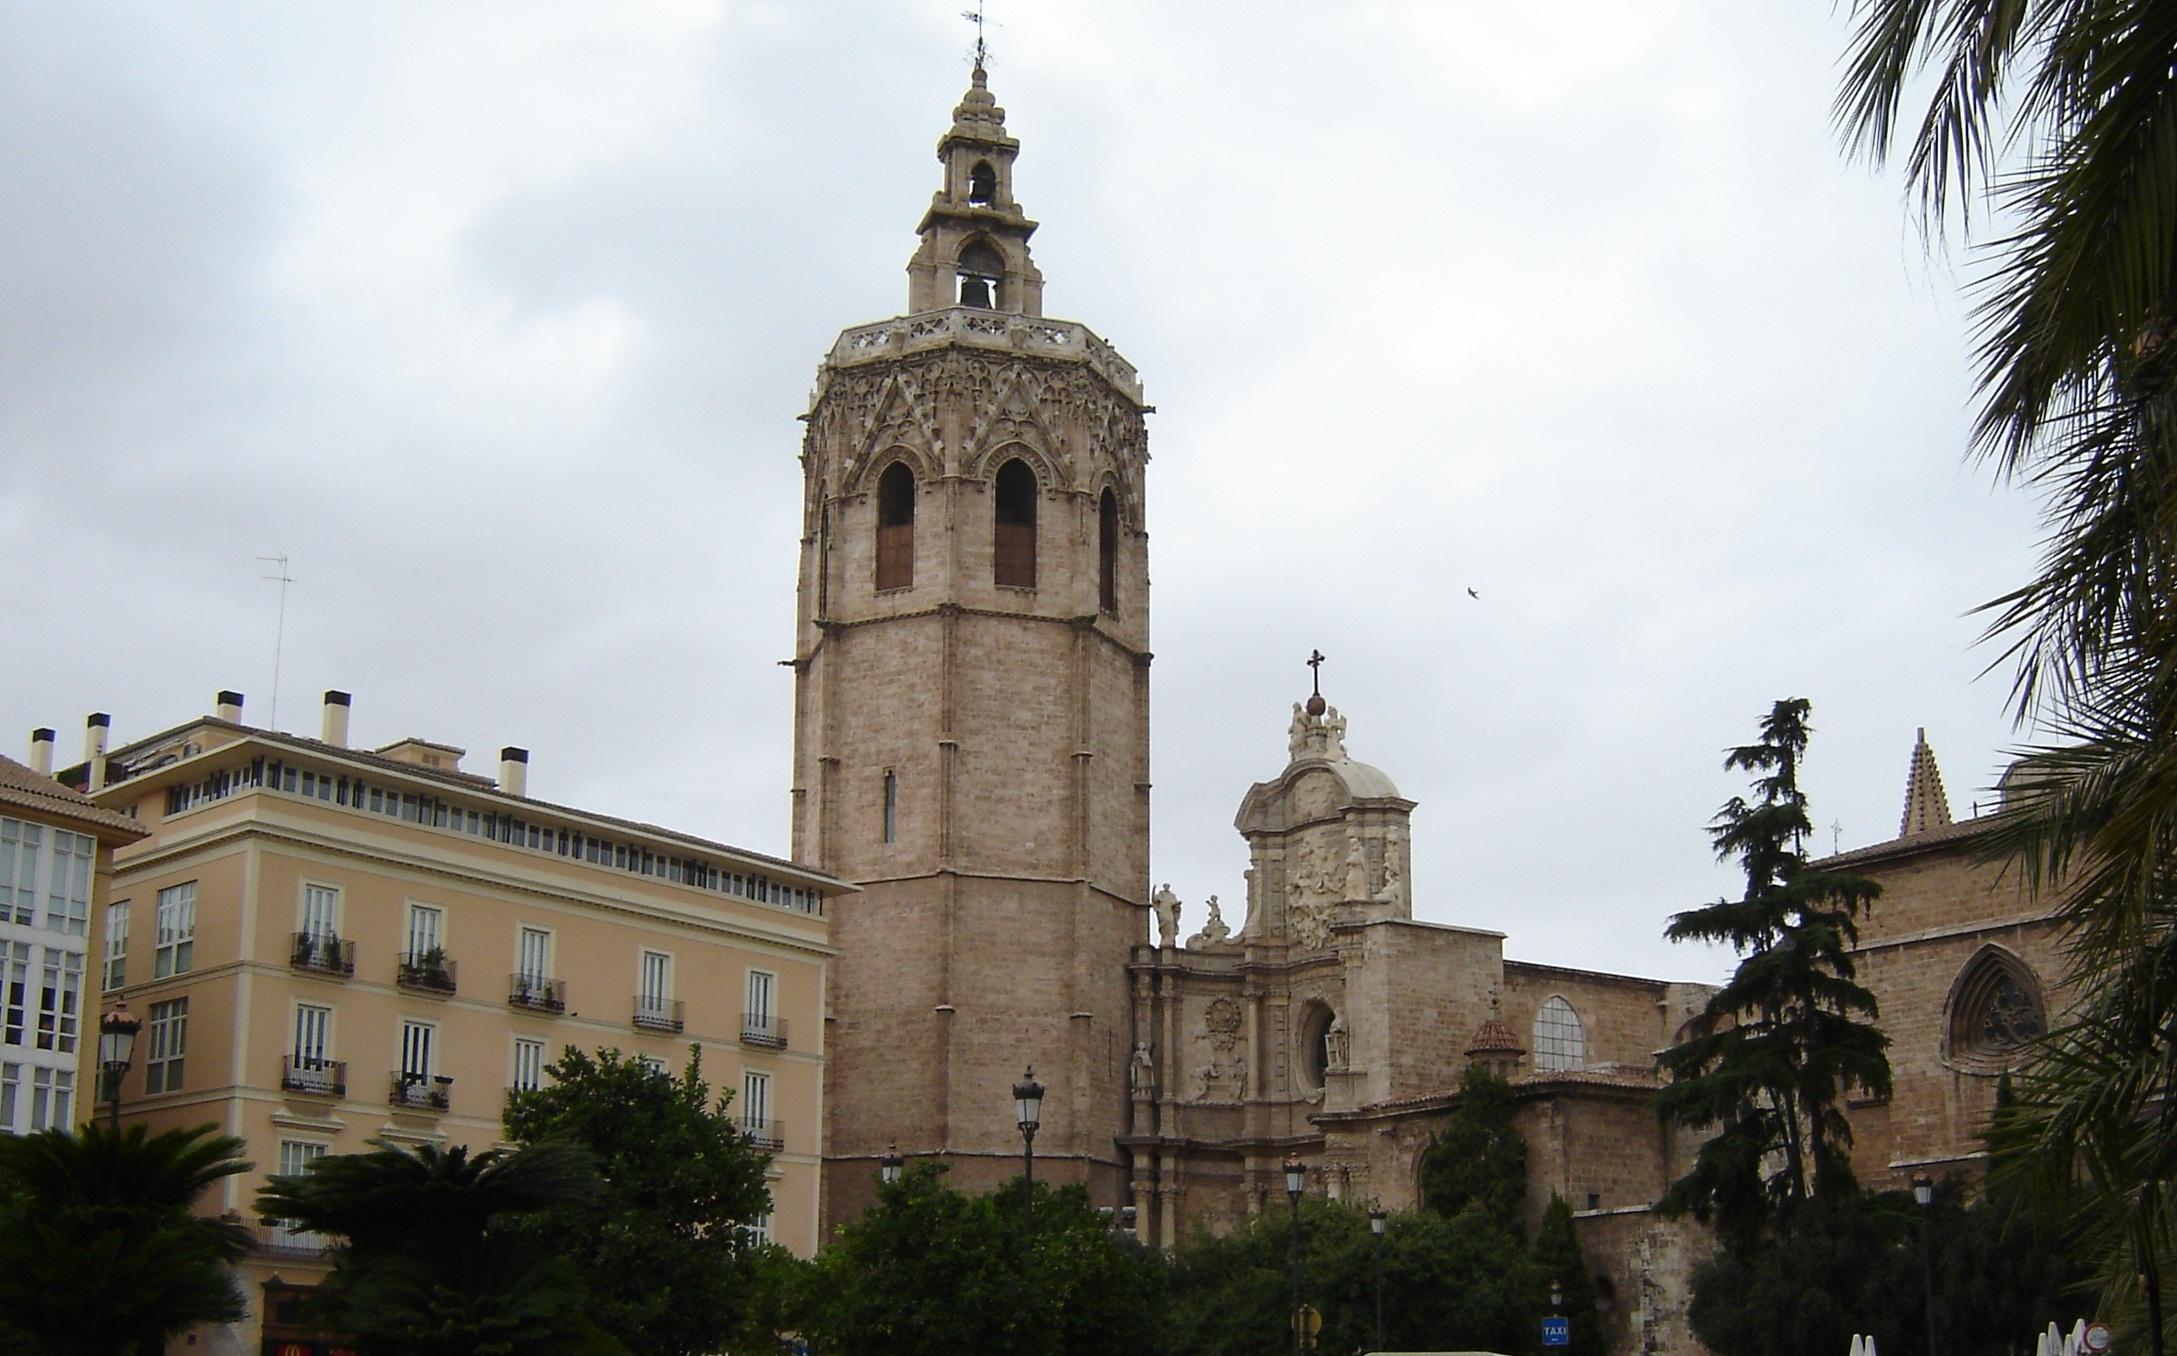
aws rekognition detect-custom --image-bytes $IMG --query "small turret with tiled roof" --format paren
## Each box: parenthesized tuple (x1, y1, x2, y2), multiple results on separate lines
(1897, 727, 1954, 839)
(1465, 994, 1525, 1079)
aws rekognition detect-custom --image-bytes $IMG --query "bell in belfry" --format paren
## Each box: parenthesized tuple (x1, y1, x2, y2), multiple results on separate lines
(959, 273, 993, 308)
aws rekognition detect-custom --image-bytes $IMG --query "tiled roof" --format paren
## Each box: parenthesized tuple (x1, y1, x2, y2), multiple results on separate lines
(0, 755, 148, 839)
(1465, 1018, 1525, 1055)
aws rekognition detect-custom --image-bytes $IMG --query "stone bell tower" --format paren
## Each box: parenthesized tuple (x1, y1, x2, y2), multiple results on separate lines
(791, 66, 1152, 1226)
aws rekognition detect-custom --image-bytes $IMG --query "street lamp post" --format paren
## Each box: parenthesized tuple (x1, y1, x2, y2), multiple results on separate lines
(1370, 1203, 1387, 1352)
(1285, 1157, 1306, 1356)
(879, 1142, 904, 1186)
(1014, 1067, 1044, 1231)
(97, 1001, 141, 1133)
(1913, 1173, 1938, 1356)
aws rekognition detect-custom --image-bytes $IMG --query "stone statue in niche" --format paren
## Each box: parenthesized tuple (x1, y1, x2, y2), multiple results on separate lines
(1186, 895, 1232, 948)
(1130, 1041, 1156, 1094)
(1202, 996, 1242, 1055)
(1325, 1013, 1351, 1071)
(1343, 837, 1371, 901)
(1152, 883, 1181, 948)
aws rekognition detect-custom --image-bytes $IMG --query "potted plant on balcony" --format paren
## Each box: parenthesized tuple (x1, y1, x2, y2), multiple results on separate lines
(407, 946, 451, 990)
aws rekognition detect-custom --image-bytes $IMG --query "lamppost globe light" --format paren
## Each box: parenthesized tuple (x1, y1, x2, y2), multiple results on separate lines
(1912, 1172, 1934, 1208)
(1014, 1067, 1045, 1132)
(1014, 1067, 1044, 1231)
(879, 1142, 904, 1186)
(98, 1001, 141, 1072)
(1552, 1279, 1564, 1310)
(1370, 1204, 1387, 1236)
(1283, 1156, 1305, 1198)
(98, 1001, 143, 1133)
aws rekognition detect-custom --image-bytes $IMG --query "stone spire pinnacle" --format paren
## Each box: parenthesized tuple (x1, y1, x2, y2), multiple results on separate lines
(905, 67, 1045, 316)
(1898, 727, 1954, 839)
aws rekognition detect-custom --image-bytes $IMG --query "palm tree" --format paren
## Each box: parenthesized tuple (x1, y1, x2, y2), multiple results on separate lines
(0, 1122, 253, 1356)
(1835, 5, 2177, 1348)
(257, 1138, 624, 1356)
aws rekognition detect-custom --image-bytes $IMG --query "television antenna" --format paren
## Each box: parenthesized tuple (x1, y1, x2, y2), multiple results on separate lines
(258, 554, 296, 729)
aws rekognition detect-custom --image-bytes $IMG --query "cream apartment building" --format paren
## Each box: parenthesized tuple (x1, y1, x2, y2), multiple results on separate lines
(59, 690, 842, 1356)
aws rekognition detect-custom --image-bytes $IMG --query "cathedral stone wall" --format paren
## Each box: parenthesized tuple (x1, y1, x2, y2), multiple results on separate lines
(1829, 823, 2071, 1188)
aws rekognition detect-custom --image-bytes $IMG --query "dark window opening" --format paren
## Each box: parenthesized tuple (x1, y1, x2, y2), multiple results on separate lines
(957, 240, 1004, 309)
(876, 463, 915, 591)
(1098, 488, 1119, 614)
(994, 458, 1037, 588)
(968, 161, 997, 206)
(882, 771, 897, 844)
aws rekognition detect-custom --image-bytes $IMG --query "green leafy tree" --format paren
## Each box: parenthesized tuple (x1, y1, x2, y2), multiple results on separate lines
(1835, 6, 2177, 1345)
(1683, 1188, 1919, 1356)
(794, 1162, 1169, 1356)
(1166, 1197, 1545, 1356)
(1534, 1192, 1605, 1356)
(1656, 699, 1891, 1247)
(0, 1122, 252, 1356)
(500, 1045, 773, 1356)
(257, 1138, 621, 1356)
(1417, 1063, 1529, 1232)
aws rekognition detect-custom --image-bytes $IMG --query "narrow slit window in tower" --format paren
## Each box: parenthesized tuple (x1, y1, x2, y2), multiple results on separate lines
(876, 463, 915, 591)
(882, 770, 897, 844)
(957, 240, 1004, 309)
(994, 459, 1037, 588)
(1098, 488, 1119, 614)
(968, 161, 997, 206)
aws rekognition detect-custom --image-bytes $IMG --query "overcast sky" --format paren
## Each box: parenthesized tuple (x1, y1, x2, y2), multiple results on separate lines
(0, 2, 2042, 985)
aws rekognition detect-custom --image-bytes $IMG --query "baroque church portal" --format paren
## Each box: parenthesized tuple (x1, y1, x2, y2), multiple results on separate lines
(796, 68, 2067, 1356)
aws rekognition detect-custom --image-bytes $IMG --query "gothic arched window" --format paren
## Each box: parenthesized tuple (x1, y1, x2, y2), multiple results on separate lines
(1948, 948, 2045, 1065)
(968, 161, 997, 206)
(1098, 488, 1119, 614)
(993, 458, 1037, 588)
(1532, 995, 1585, 1072)
(876, 462, 915, 591)
(957, 240, 1004, 309)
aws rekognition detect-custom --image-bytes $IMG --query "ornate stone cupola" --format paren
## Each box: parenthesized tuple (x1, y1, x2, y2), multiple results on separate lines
(905, 66, 1046, 316)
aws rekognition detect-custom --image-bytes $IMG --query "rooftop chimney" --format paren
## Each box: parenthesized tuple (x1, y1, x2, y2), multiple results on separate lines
(321, 691, 352, 748)
(215, 690, 245, 724)
(27, 728, 55, 777)
(84, 713, 111, 791)
(499, 747, 529, 799)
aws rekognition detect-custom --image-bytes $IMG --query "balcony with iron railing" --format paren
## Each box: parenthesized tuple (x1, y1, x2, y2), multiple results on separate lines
(508, 973, 566, 1013)
(633, 997, 684, 1034)
(397, 950, 457, 995)
(290, 931, 355, 977)
(281, 1057, 346, 1098)
(254, 1222, 332, 1263)
(740, 1013, 788, 1050)
(389, 1073, 451, 1111)
(736, 1117, 786, 1152)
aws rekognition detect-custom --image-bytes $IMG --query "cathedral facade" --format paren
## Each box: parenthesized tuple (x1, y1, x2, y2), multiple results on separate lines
(795, 68, 2070, 1356)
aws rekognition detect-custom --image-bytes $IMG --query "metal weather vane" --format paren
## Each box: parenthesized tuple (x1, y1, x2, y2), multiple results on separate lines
(962, 1, 990, 69)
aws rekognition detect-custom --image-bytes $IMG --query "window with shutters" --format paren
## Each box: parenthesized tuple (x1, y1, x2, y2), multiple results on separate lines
(35, 951, 81, 1053)
(1098, 487, 1120, 613)
(153, 883, 196, 978)
(993, 458, 1037, 587)
(512, 1037, 546, 1093)
(876, 462, 916, 591)
(102, 901, 129, 992)
(145, 999, 188, 1094)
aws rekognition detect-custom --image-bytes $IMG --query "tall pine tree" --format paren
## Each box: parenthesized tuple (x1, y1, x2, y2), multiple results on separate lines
(1655, 699, 1891, 1247)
